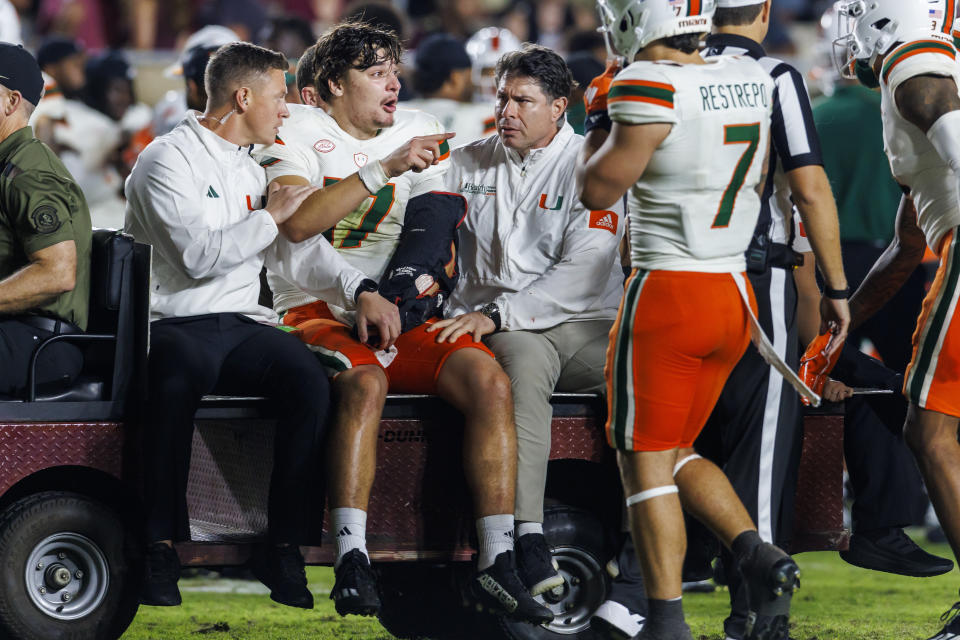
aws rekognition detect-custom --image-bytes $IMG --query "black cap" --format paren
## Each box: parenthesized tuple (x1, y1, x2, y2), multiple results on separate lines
(566, 52, 604, 91)
(182, 45, 220, 85)
(0, 43, 44, 105)
(415, 33, 471, 76)
(36, 37, 82, 69)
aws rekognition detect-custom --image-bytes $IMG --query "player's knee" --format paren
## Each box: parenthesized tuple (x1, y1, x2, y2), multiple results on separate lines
(467, 361, 512, 407)
(336, 366, 388, 405)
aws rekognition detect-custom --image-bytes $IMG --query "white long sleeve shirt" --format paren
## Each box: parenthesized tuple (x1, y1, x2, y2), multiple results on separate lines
(124, 112, 365, 322)
(445, 124, 625, 331)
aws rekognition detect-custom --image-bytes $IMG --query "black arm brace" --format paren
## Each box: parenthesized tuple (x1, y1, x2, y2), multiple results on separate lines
(377, 191, 467, 334)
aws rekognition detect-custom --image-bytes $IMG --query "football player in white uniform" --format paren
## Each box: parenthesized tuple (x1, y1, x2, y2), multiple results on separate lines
(836, 1, 960, 637)
(254, 22, 553, 625)
(467, 27, 523, 103)
(577, 1, 842, 638)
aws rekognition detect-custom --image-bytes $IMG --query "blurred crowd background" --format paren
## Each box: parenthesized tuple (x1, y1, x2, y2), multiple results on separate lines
(3, 0, 837, 55)
(0, 0, 846, 230)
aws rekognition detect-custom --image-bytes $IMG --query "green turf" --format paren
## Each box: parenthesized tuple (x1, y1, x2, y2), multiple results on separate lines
(122, 542, 960, 639)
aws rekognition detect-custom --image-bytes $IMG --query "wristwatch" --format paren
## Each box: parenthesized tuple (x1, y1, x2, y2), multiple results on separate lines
(354, 278, 379, 303)
(480, 302, 501, 332)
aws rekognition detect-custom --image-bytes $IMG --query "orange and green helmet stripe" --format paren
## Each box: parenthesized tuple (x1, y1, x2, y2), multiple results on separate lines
(881, 39, 956, 83)
(438, 138, 450, 161)
(609, 79, 676, 109)
(686, 0, 701, 16)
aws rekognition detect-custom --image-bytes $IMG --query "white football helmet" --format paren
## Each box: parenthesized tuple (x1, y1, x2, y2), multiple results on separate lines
(466, 27, 522, 102)
(596, 0, 717, 62)
(833, 0, 954, 77)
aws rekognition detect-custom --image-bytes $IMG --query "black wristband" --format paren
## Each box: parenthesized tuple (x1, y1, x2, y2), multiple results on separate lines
(354, 278, 379, 303)
(824, 286, 850, 300)
(584, 110, 612, 135)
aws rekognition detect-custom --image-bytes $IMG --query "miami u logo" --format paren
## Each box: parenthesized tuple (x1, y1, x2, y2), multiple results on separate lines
(538, 194, 563, 210)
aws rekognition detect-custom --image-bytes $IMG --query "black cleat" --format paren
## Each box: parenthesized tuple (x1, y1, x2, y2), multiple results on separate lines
(739, 542, 800, 640)
(140, 542, 182, 606)
(330, 549, 381, 616)
(472, 550, 554, 624)
(516, 533, 565, 596)
(927, 599, 960, 639)
(840, 528, 954, 577)
(249, 544, 313, 609)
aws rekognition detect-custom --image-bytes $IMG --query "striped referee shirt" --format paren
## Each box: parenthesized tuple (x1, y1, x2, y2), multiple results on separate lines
(704, 33, 823, 248)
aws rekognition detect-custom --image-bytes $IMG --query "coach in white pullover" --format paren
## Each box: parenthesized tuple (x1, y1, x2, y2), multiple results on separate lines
(431, 45, 625, 597)
(125, 42, 396, 611)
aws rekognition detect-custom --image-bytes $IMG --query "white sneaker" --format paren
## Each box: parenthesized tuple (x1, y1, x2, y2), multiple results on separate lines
(591, 599, 644, 639)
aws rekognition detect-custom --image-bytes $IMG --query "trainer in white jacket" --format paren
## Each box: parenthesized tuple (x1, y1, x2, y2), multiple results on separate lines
(125, 111, 369, 322)
(430, 45, 625, 598)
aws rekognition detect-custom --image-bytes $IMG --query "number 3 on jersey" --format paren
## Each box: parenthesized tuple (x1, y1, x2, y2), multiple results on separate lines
(323, 176, 396, 249)
(712, 123, 761, 229)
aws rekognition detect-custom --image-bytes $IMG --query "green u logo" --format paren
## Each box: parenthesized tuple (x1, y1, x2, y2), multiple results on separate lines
(538, 194, 563, 210)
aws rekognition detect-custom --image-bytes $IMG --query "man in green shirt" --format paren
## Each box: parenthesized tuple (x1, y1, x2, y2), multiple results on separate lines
(0, 43, 92, 397)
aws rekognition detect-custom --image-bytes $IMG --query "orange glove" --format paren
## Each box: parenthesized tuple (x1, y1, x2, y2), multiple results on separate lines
(798, 331, 845, 405)
(583, 59, 621, 134)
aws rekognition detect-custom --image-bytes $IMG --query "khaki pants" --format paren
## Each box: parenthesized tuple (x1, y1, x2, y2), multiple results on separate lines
(484, 319, 613, 523)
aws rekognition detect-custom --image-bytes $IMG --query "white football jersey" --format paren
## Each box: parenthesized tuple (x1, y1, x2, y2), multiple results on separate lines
(879, 36, 960, 252)
(400, 97, 496, 148)
(253, 104, 449, 313)
(608, 56, 774, 272)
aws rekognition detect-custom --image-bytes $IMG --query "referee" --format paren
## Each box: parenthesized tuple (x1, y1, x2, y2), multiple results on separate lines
(697, 2, 850, 639)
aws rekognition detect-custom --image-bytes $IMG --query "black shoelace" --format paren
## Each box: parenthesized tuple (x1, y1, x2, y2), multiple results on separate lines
(940, 600, 960, 628)
(339, 552, 375, 586)
(875, 529, 921, 554)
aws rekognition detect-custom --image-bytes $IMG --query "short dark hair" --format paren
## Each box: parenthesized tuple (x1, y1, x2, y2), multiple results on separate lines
(656, 33, 702, 54)
(296, 43, 320, 94)
(494, 43, 577, 102)
(205, 42, 288, 108)
(713, 4, 764, 28)
(311, 21, 403, 102)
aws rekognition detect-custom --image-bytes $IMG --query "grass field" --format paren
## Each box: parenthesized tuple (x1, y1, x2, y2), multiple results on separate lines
(121, 540, 960, 639)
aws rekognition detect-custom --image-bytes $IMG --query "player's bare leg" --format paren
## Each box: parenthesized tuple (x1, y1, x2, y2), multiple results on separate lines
(672, 449, 755, 546)
(906, 408, 960, 640)
(436, 349, 515, 515)
(904, 406, 960, 559)
(436, 348, 553, 623)
(327, 365, 388, 511)
(618, 448, 685, 599)
(618, 448, 692, 639)
(327, 365, 388, 616)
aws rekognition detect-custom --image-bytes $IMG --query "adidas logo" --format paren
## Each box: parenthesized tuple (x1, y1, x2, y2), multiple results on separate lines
(206, 186, 220, 198)
(477, 574, 518, 612)
(337, 526, 352, 537)
(589, 210, 618, 234)
(504, 530, 514, 539)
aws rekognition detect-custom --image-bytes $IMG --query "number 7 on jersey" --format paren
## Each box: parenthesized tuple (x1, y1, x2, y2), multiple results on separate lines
(712, 123, 761, 229)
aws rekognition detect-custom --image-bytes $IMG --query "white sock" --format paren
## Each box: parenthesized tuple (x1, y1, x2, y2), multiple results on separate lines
(516, 521, 543, 537)
(332, 507, 368, 568)
(477, 514, 515, 570)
